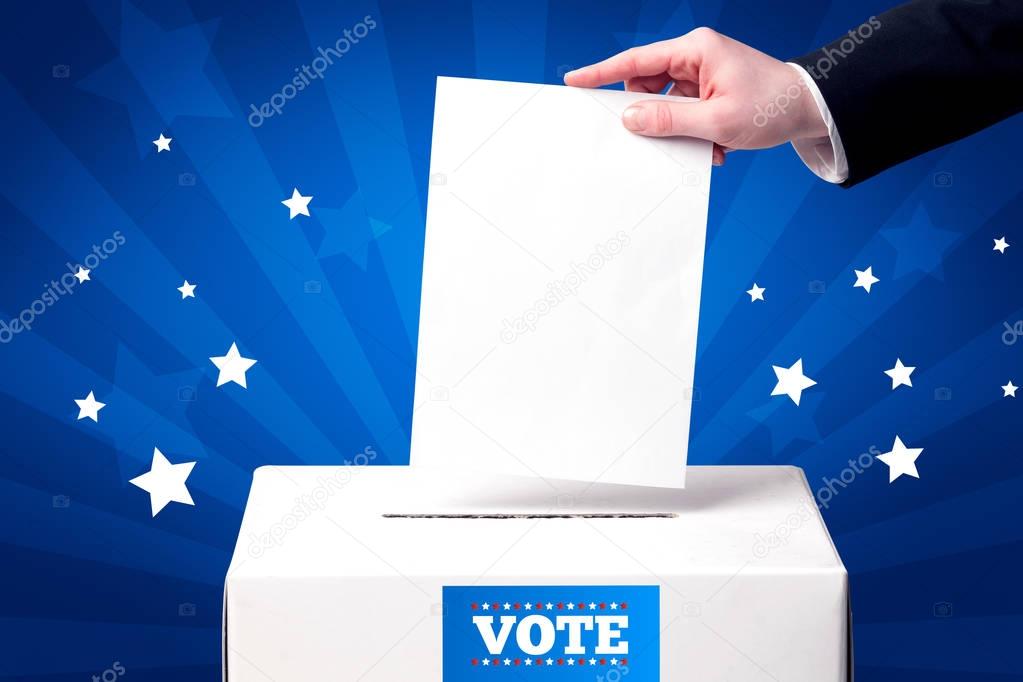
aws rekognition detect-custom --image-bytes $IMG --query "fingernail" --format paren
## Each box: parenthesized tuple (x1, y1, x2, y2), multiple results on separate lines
(623, 106, 646, 131)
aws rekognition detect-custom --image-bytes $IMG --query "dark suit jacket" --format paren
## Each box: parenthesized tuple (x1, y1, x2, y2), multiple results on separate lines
(792, 0, 1023, 186)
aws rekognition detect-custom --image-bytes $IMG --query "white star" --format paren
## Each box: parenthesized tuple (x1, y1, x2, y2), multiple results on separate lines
(566, 602, 575, 610)
(876, 436, 923, 483)
(884, 358, 915, 389)
(525, 658, 532, 666)
(524, 602, 532, 610)
(610, 602, 618, 610)
(746, 283, 766, 302)
(210, 342, 257, 388)
(853, 266, 879, 293)
(281, 187, 313, 219)
(589, 658, 597, 666)
(502, 602, 511, 610)
(567, 658, 575, 666)
(610, 658, 619, 666)
(771, 358, 817, 405)
(588, 602, 597, 610)
(177, 280, 197, 299)
(481, 658, 489, 666)
(503, 658, 511, 666)
(152, 133, 172, 152)
(481, 602, 490, 610)
(74, 391, 105, 422)
(1003, 381, 1018, 398)
(74, 267, 90, 283)
(129, 447, 196, 516)
(545, 602, 554, 610)
(993, 237, 1010, 254)
(546, 658, 554, 666)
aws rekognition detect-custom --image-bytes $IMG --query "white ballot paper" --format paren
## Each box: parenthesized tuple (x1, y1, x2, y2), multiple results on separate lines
(411, 77, 712, 488)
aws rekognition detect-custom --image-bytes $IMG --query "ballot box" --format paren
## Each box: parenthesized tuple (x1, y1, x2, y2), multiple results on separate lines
(224, 465, 850, 681)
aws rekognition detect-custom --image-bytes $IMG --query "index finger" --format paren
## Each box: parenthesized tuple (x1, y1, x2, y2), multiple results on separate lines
(563, 37, 697, 88)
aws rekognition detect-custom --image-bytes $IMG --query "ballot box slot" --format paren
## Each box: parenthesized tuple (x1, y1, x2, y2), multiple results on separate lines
(381, 513, 677, 519)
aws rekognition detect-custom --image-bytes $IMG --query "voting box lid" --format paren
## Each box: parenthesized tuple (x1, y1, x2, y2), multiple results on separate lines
(227, 465, 844, 577)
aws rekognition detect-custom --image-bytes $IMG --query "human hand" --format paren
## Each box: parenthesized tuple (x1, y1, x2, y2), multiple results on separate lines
(564, 28, 828, 165)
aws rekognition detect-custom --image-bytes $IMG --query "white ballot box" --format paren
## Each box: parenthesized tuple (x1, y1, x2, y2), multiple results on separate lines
(224, 465, 851, 681)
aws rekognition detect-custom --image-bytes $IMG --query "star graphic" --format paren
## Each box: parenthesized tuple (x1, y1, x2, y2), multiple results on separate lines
(481, 602, 490, 610)
(567, 658, 575, 666)
(884, 359, 915, 389)
(610, 658, 619, 666)
(210, 342, 257, 388)
(502, 602, 511, 610)
(771, 358, 817, 406)
(282, 188, 313, 219)
(876, 436, 923, 483)
(566, 602, 575, 610)
(524, 658, 533, 666)
(503, 659, 511, 666)
(589, 658, 597, 665)
(74, 267, 91, 283)
(747, 393, 823, 455)
(152, 133, 172, 152)
(610, 602, 618, 610)
(746, 283, 766, 302)
(853, 266, 879, 293)
(74, 391, 106, 422)
(316, 192, 393, 266)
(546, 658, 554, 666)
(588, 602, 597, 610)
(481, 658, 489, 666)
(1003, 381, 1018, 398)
(545, 602, 554, 610)
(993, 237, 1010, 254)
(881, 205, 959, 279)
(129, 447, 196, 516)
(77, 2, 231, 156)
(177, 280, 197, 299)
(524, 602, 532, 610)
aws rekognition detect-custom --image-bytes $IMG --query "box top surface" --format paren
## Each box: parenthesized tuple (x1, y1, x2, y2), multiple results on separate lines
(227, 465, 843, 580)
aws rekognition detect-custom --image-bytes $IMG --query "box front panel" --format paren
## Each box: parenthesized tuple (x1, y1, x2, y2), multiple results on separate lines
(226, 573, 846, 682)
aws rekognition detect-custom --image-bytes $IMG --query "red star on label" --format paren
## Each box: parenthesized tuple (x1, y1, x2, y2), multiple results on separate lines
(600, 659, 606, 665)
(599, 602, 606, 609)
(513, 603, 521, 610)
(620, 602, 628, 609)
(470, 603, 478, 610)
(621, 658, 628, 665)
(491, 602, 500, 611)
(535, 602, 544, 610)
(556, 602, 564, 609)
(577, 602, 585, 609)
(514, 659, 521, 666)
(535, 658, 543, 666)
(557, 658, 564, 665)
(492, 658, 500, 666)
(577, 658, 585, 665)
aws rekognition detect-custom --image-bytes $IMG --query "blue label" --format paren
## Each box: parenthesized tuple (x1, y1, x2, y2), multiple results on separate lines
(442, 585, 659, 681)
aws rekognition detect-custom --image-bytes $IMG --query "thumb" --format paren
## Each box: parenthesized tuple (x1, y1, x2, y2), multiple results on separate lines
(622, 99, 727, 141)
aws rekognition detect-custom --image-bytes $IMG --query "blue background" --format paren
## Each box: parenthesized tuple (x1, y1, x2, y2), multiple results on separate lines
(1, 0, 1020, 679)
(442, 585, 658, 680)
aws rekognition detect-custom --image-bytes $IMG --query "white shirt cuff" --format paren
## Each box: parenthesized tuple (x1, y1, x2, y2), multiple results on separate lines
(786, 62, 849, 184)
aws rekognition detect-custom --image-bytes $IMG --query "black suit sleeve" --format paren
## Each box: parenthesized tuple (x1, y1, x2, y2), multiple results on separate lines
(791, 0, 1023, 187)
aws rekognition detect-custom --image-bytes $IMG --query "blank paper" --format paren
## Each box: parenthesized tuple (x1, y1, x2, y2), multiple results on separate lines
(411, 77, 712, 488)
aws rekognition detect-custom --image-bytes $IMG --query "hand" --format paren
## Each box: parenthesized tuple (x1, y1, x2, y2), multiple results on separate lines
(564, 28, 829, 165)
